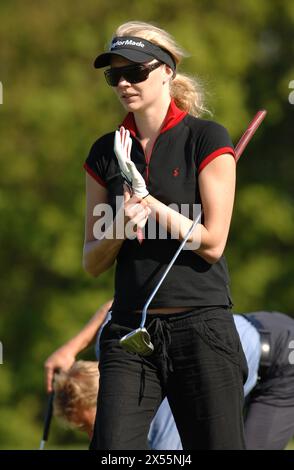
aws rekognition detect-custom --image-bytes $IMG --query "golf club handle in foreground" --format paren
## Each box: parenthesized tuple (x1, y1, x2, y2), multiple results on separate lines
(39, 389, 55, 450)
(139, 109, 267, 329)
(123, 180, 144, 244)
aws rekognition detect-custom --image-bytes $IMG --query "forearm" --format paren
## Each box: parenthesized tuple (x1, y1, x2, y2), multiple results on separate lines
(145, 194, 224, 263)
(83, 209, 126, 277)
(83, 238, 122, 277)
(44, 300, 113, 392)
(62, 300, 113, 355)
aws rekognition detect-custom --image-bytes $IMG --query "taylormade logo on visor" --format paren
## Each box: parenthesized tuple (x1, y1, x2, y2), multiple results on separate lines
(111, 39, 145, 49)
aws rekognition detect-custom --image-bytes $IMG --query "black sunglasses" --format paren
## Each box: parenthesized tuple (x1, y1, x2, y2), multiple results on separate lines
(104, 61, 162, 86)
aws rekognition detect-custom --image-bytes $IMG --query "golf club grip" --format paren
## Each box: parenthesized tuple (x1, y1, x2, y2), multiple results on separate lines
(137, 226, 144, 244)
(124, 180, 144, 244)
(42, 390, 54, 441)
(235, 110, 267, 161)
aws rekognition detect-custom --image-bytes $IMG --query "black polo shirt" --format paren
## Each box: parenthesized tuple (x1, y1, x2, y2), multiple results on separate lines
(84, 99, 235, 311)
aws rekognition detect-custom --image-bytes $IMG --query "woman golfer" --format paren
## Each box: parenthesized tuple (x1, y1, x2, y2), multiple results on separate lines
(83, 20, 248, 450)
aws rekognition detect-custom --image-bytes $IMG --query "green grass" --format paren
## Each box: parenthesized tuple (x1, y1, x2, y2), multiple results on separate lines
(286, 439, 294, 450)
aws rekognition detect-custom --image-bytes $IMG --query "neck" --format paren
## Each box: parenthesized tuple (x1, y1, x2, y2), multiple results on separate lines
(133, 95, 171, 140)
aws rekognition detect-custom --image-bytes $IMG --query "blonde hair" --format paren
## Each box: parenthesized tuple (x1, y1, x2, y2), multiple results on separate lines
(53, 361, 99, 428)
(114, 21, 209, 117)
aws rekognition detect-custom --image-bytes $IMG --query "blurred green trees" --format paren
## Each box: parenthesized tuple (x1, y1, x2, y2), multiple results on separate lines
(0, 0, 293, 449)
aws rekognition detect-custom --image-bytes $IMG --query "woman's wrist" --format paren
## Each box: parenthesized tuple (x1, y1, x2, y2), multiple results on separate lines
(64, 335, 89, 356)
(141, 193, 202, 248)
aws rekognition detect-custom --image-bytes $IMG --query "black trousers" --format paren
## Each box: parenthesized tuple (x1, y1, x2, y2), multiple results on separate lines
(90, 307, 248, 450)
(244, 312, 294, 449)
(245, 401, 294, 450)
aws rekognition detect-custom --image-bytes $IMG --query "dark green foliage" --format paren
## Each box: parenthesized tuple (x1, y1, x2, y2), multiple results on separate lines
(0, 0, 293, 449)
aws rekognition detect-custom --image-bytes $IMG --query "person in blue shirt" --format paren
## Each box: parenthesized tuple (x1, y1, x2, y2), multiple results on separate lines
(45, 307, 294, 450)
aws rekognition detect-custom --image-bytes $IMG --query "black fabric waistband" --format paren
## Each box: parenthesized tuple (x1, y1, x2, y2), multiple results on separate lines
(111, 306, 231, 324)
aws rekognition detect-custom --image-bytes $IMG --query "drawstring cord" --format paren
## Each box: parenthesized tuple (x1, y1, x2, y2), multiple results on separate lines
(139, 361, 146, 405)
(139, 317, 173, 401)
(148, 317, 173, 377)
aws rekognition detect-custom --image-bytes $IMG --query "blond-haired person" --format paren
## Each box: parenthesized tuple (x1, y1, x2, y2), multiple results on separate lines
(48, 311, 294, 450)
(53, 361, 98, 438)
(83, 21, 247, 450)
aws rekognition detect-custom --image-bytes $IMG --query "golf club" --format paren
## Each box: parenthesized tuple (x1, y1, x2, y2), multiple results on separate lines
(120, 110, 267, 356)
(39, 380, 55, 450)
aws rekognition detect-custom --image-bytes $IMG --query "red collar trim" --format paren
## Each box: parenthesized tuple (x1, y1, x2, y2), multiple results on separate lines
(120, 99, 187, 137)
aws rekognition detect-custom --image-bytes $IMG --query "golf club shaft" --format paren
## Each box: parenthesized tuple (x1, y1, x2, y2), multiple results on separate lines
(140, 110, 267, 328)
(140, 210, 202, 327)
(39, 440, 46, 450)
(39, 389, 55, 450)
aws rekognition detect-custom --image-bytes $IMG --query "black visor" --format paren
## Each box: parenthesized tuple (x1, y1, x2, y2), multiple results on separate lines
(94, 36, 176, 71)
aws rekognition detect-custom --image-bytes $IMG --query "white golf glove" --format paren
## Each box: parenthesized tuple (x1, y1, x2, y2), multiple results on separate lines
(114, 127, 149, 199)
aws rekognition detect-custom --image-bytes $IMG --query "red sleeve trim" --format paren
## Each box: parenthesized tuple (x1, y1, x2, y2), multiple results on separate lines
(198, 147, 236, 174)
(83, 162, 107, 187)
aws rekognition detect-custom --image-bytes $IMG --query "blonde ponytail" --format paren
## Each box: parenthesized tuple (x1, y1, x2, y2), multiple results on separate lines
(114, 21, 210, 117)
(170, 73, 210, 117)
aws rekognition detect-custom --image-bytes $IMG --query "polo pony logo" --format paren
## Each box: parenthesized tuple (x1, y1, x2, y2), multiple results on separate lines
(172, 167, 180, 177)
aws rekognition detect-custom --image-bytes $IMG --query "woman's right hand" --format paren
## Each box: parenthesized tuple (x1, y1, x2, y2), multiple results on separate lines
(44, 345, 76, 393)
(123, 184, 151, 238)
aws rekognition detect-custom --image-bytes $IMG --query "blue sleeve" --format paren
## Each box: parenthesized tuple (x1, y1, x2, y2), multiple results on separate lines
(233, 315, 261, 396)
(94, 311, 112, 361)
(148, 398, 182, 450)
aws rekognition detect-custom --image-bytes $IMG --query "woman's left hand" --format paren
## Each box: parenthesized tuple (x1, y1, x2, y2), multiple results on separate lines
(114, 126, 149, 199)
